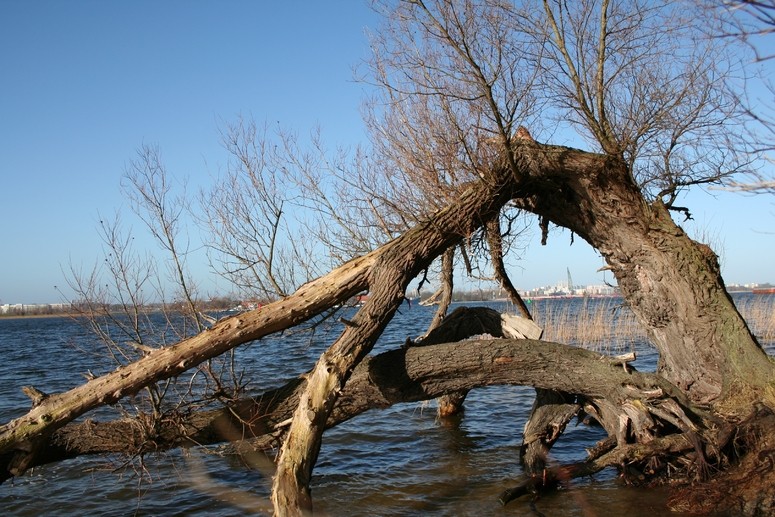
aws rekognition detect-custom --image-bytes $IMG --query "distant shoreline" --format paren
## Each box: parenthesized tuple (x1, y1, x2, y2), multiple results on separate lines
(0, 313, 82, 321)
(1, 290, 769, 321)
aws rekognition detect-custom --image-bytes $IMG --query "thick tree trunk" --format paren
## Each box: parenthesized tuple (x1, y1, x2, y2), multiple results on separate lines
(504, 142, 775, 512)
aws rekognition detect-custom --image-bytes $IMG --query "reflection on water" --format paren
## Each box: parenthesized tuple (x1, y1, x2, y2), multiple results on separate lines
(2, 297, 764, 515)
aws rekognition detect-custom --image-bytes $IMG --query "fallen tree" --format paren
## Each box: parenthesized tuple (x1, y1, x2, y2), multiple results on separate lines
(0, 309, 681, 471)
(0, 307, 714, 502)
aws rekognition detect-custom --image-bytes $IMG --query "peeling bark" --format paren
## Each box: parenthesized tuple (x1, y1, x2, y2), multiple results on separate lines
(271, 182, 515, 515)
(0, 173, 508, 485)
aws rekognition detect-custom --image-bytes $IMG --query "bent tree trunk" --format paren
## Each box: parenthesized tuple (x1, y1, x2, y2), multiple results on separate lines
(273, 142, 775, 513)
(508, 144, 773, 409)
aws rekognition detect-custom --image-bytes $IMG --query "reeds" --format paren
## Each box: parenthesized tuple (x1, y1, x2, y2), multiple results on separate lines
(528, 298, 645, 353)
(523, 295, 775, 352)
(734, 295, 775, 343)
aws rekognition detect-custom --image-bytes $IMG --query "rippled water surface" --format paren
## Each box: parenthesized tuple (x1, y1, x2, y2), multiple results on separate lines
(2, 296, 769, 516)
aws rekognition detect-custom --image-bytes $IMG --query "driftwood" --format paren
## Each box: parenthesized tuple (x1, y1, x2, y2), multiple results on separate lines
(0, 171, 509, 485)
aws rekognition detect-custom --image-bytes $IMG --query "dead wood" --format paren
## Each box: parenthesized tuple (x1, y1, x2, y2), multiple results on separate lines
(1, 309, 705, 490)
(270, 179, 517, 514)
(0, 250, 377, 475)
(520, 390, 579, 474)
(500, 433, 694, 506)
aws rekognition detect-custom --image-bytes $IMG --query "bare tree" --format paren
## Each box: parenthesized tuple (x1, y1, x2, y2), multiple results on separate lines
(704, 0, 775, 191)
(202, 119, 303, 300)
(123, 144, 207, 332)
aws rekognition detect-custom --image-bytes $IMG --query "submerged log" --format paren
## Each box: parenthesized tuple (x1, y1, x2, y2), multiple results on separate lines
(501, 433, 694, 506)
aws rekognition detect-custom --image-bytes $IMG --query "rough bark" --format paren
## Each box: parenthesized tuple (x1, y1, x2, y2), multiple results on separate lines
(667, 406, 775, 515)
(0, 172, 507, 483)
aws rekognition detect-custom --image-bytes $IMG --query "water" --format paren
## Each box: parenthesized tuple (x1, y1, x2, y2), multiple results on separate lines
(3, 297, 763, 516)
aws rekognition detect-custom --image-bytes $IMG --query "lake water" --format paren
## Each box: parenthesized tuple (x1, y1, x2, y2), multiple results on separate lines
(2, 296, 769, 516)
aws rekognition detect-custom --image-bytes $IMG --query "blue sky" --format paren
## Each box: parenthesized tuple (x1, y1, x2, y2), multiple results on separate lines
(1, 1, 773, 304)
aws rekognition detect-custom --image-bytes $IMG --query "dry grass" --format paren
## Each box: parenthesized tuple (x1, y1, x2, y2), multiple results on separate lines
(528, 298, 645, 353)
(524, 295, 775, 353)
(734, 296, 775, 343)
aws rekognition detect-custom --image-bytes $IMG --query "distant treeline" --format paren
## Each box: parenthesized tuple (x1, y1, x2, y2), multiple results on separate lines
(0, 297, 242, 318)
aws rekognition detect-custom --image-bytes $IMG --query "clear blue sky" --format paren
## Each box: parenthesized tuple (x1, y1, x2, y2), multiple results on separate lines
(1, 1, 773, 304)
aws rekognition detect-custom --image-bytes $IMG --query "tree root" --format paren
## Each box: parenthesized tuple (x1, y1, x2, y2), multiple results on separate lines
(668, 405, 775, 515)
(501, 433, 694, 506)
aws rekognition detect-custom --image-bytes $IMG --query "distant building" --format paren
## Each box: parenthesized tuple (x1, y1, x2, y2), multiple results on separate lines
(582, 284, 618, 296)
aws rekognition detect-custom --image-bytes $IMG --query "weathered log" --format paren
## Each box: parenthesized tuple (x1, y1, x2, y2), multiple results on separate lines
(2, 330, 700, 483)
(1, 306, 510, 480)
(501, 433, 694, 506)
(520, 390, 579, 474)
